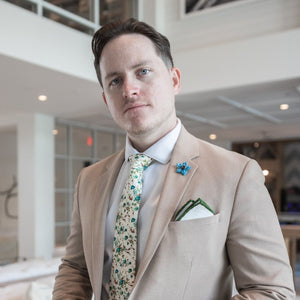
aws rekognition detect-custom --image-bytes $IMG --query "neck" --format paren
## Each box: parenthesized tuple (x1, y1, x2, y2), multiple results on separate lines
(128, 120, 177, 152)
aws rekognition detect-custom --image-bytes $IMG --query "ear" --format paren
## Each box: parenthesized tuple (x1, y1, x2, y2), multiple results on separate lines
(102, 92, 108, 106)
(171, 67, 181, 95)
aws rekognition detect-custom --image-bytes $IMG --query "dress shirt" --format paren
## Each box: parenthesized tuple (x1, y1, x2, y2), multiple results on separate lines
(101, 119, 182, 299)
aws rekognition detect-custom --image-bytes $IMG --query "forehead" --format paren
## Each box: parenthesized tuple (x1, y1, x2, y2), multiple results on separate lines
(100, 33, 159, 65)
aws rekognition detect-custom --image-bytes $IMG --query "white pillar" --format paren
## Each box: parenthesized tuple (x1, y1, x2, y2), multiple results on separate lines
(17, 113, 54, 260)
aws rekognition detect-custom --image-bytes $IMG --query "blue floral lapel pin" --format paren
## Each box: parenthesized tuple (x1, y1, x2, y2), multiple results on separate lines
(176, 162, 191, 176)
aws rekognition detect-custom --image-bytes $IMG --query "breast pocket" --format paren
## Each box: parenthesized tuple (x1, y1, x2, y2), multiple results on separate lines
(165, 213, 222, 257)
(143, 213, 224, 298)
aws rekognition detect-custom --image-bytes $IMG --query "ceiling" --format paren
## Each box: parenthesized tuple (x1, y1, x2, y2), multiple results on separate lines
(175, 79, 300, 143)
(1, 53, 300, 144)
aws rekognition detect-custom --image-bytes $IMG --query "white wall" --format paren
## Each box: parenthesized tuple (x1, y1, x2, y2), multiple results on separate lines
(0, 1, 97, 83)
(158, 0, 300, 94)
(175, 28, 300, 94)
(164, 0, 300, 51)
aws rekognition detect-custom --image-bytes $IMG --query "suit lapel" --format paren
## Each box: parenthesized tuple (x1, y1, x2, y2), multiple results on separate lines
(133, 127, 200, 288)
(90, 149, 125, 298)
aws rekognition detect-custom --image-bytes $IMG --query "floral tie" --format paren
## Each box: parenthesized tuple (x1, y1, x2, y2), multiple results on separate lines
(109, 154, 152, 300)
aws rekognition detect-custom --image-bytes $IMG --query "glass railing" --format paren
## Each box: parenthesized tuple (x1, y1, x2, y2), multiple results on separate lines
(4, 0, 138, 34)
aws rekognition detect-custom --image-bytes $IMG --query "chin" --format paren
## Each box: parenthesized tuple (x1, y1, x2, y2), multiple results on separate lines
(127, 122, 154, 136)
(121, 117, 151, 133)
(128, 126, 149, 136)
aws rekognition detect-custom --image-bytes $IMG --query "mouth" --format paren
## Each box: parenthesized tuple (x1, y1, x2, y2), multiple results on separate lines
(124, 104, 148, 113)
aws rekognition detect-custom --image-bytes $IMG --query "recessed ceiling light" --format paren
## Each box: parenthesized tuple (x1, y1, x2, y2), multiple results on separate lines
(253, 142, 260, 148)
(53, 129, 58, 135)
(262, 169, 269, 176)
(280, 104, 289, 111)
(209, 134, 217, 140)
(38, 95, 47, 101)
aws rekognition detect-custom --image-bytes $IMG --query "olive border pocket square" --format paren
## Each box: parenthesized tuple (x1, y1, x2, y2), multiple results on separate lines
(175, 198, 214, 221)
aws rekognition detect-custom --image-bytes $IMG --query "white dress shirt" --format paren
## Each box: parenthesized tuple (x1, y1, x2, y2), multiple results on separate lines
(101, 119, 182, 299)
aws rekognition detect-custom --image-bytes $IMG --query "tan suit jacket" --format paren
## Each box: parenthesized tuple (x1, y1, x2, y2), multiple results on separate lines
(53, 127, 295, 299)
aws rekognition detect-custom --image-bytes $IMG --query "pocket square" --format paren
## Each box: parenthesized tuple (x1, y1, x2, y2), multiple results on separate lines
(175, 198, 214, 221)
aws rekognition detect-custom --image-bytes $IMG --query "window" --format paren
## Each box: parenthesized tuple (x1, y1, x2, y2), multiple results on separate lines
(54, 121, 125, 245)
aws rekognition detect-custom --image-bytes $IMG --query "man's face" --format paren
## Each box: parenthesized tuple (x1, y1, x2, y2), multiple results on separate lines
(99, 33, 181, 142)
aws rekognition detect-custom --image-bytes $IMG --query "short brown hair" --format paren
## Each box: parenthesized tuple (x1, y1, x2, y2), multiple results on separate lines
(91, 18, 174, 87)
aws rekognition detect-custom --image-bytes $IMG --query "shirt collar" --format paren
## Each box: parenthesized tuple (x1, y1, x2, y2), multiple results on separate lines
(125, 119, 182, 164)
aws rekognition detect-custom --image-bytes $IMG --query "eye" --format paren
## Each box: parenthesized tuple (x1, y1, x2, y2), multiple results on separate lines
(110, 77, 121, 87)
(139, 68, 150, 76)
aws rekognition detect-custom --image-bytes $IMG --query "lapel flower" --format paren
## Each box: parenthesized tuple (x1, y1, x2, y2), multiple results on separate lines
(176, 162, 191, 176)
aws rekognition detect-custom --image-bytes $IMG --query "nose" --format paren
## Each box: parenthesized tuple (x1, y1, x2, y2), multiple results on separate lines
(122, 77, 140, 99)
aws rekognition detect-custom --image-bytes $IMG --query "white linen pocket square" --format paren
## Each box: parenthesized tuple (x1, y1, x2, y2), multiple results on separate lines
(175, 198, 214, 221)
(180, 203, 213, 221)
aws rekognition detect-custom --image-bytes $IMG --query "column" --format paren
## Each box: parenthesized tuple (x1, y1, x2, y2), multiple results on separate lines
(17, 113, 55, 260)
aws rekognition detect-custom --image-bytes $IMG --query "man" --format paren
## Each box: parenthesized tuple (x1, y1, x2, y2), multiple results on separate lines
(53, 18, 295, 299)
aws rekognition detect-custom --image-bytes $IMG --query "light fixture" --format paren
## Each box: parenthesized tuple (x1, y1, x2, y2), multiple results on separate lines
(262, 169, 269, 176)
(87, 136, 93, 146)
(209, 134, 217, 140)
(280, 104, 289, 111)
(253, 142, 260, 148)
(38, 94, 47, 101)
(53, 129, 58, 135)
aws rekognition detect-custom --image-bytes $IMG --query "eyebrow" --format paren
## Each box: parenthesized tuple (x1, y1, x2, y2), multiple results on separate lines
(104, 71, 120, 82)
(104, 61, 151, 82)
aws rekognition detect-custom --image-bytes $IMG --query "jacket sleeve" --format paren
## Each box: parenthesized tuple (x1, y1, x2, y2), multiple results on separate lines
(52, 171, 93, 299)
(227, 159, 295, 299)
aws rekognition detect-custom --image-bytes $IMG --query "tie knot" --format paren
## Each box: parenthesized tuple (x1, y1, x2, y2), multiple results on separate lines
(129, 154, 152, 171)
